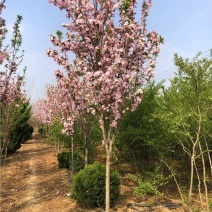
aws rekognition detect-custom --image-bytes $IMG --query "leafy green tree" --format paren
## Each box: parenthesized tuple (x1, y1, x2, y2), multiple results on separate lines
(156, 53, 212, 211)
(47, 117, 71, 153)
(116, 83, 165, 172)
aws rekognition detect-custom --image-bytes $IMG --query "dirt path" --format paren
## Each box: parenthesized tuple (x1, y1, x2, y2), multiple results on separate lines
(0, 133, 75, 212)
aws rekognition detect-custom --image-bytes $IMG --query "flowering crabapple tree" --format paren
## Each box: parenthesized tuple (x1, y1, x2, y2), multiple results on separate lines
(33, 81, 79, 172)
(47, 0, 161, 210)
(46, 82, 76, 160)
(48, 31, 98, 166)
(44, 70, 95, 167)
(33, 99, 51, 129)
(33, 84, 65, 135)
(54, 69, 98, 167)
(0, 0, 26, 163)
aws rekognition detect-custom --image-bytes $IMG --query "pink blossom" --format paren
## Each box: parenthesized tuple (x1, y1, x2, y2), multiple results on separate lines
(47, 0, 161, 144)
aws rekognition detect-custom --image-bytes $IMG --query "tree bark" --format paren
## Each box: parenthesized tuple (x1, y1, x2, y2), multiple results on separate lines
(71, 136, 74, 174)
(99, 113, 116, 212)
(132, 151, 138, 173)
(84, 134, 88, 166)
(198, 141, 209, 211)
(105, 148, 111, 212)
(194, 159, 203, 209)
(188, 154, 194, 204)
(204, 136, 212, 174)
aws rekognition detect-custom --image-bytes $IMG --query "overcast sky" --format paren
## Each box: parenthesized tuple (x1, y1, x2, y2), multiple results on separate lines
(2, 0, 212, 102)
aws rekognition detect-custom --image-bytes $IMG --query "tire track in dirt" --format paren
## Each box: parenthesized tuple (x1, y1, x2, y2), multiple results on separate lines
(24, 140, 40, 211)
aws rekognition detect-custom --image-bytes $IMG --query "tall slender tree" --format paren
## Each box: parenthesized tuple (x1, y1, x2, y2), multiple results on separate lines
(157, 53, 212, 211)
(0, 0, 26, 164)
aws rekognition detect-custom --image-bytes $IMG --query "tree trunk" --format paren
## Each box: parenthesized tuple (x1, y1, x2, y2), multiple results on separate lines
(3, 145, 8, 168)
(99, 114, 115, 212)
(105, 148, 111, 212)
(188, 154, 194, 204)
(194, 159, 203, 209)
(84, 134, 88, 166)
(132, 151, 138, 173)
(198, 142, 209, 211)
(0, 139, 4, 165)
(85, 145, 88, 166)
(161, 158, 184, 202)
(71, 136, 74, 174)
(58, 141, 60, 152)
(62, 141, 64, 152)
(204, 136, 212, 174)
(54, 141, 57, 154)
(196, 104, 209, 211)
(1, 137, 7, 167)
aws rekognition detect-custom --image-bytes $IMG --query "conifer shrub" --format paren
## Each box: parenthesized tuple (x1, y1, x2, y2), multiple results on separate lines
(57, 151, 83, 172)
(71, 162, 121, 208)
(7, 101, 33, 153)
(21, 124, 34, 143)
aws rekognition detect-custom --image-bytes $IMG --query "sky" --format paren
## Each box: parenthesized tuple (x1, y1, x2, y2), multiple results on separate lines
(2, 0, 212, 103)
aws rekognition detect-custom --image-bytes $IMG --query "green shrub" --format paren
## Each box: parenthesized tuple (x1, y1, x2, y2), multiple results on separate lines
(71, 162, 121, 209)
(128, 167, 170, 197)
(7, 101, 33, 153)
(57, 151, 83, 172)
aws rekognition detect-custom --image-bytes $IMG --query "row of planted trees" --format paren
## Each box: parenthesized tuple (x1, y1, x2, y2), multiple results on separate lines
(32, 0, 212, 211)
(0, 0, 33, 165)
(1, 0, 211, 210)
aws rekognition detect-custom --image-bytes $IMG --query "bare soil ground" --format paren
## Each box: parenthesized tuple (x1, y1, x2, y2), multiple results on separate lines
(0, 132, 186, 212)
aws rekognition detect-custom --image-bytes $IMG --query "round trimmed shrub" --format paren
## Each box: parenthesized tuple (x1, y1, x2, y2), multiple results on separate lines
(71, 162, 121, 208)
(57, 151, 83, 172)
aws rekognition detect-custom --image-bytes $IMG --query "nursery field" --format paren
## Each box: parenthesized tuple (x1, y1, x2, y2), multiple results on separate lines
(0, 131, 186, 212)
(1, 0, 211, 211)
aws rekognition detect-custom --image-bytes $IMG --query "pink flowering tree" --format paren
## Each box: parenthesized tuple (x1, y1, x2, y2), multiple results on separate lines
(46, 82, 76, 156)
(55, 69, 98, 166)
(0, 0, 25, 107)
(33, 84, 64, 135)
(33, 80, 78, 172)
(33, 99, 51, 130)
(0, 0, 26, 163)
(47, 29, 98, 166)
(48, 0, 161, 210)
(0, 0, 25, 110)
